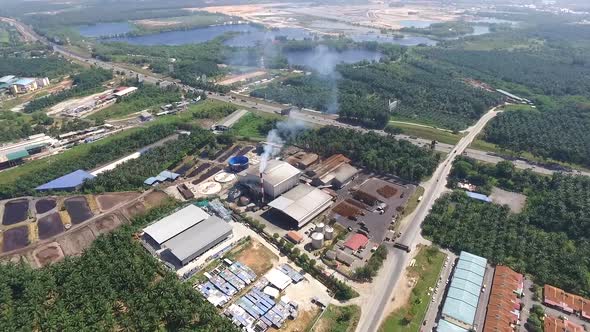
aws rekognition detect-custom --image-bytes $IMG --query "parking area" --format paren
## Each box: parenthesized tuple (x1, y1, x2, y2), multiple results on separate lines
(331, 175, 415, 243)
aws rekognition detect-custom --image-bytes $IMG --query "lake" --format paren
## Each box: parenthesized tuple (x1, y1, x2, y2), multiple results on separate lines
(224, 27, 313, 47)
(284, 45, 382, 75)
(351, 33, 437, 46)
(77, 22, 132, 37)
(399, 20, 439, 28)
(105, 24, 260, 45)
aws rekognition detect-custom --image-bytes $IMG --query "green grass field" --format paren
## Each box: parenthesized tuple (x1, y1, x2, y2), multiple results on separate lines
(389, 121, 463, 145)
(314, 305, 361, 332)
(231, 112, 280, 139)
(379, 246, 446, 332)
(0, 29, 9, 44)
(399, 186, 425, 221)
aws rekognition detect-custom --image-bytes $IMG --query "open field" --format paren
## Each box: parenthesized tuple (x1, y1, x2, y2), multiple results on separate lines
(314, 305, 361, 332)
(200, 3, 458, 30)
(234, 238, 278, 276)
(218, 70, 267, 86)
(389, 122, 462, 145)
(231, 112, 280, 139)
(379, 246, 445, 332)
(399, 186, 424, 221)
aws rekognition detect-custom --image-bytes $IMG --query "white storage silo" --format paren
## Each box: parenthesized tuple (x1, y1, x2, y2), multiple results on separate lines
(311, 232, 324, 249)
(316, 222, 325, 234)
(324, 226, 334, 240)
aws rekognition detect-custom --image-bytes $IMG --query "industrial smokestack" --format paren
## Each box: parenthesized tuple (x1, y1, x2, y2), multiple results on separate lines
(259, 116, 307, 173)
(259, 172, 265, 203)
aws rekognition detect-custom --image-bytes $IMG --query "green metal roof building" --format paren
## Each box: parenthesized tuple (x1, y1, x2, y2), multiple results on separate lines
(438, 251, 487, 331)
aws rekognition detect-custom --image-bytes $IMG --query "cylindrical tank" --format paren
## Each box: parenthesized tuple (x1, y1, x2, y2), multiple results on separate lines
(238, 196, 251, 206)
(316, 222, 325, 234)
(228, 155, 249, 172)
(324, 226, 334, 240)
(311, 232, 324, 249)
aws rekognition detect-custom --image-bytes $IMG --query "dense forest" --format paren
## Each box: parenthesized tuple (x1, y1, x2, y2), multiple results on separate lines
(424, 158, 590, 295)
(24, 67, 113, 113)
(292, 126, 440, 181)
(0, 110, 94, 144)
(336, 60, 503, 130)
(0, 56, 79, 79)
(422, 48, 590, 98)
(0, 201, 239, 331)
(0, 124, 176, 199)
(84, 128, 218, 192)
(483, 105, 590, 167)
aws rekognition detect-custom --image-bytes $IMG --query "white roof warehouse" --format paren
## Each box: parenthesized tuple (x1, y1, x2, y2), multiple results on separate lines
(142, 205, 232, 267)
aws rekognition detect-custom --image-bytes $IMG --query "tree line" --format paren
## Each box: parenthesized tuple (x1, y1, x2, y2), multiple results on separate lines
(0, 200, 239, 331)
(292, 126, 440, 182)
(424, 158, 590, 296)
(0, 123, 176, 199)
(0, 56, 79, 79)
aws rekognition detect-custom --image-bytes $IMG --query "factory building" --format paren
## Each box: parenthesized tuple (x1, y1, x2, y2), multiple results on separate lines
(9, 77, 49, 94)
(267, 184, 333, 228)
(0, 134, 57, 169)
(307, 154, 359, 188)
(239, 160, 301, 200)
(483, 266, 524, 332)
(286, 151, 319, 170)
(438, 251, 488, 332)
(113, 86, 138, 98)
(142, 205, 232, 267)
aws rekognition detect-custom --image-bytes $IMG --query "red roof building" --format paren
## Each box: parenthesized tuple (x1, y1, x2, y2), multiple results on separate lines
(544, 285, 590, 319)
(344, 233, 369, 251)
(545, 315, 584, 332)
(286, 231, 303, 244)
(483, 266, 524, 332)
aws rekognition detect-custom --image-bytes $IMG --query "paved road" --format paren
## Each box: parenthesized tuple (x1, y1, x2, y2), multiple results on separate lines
(423, 251, 457, 332)
(355, 107, 502, 332)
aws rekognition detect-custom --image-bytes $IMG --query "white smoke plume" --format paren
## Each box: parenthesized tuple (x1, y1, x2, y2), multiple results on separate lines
(259, 116, 307, 172)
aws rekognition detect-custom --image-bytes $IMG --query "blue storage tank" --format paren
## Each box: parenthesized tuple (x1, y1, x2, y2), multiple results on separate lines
(228, 155, 249, 172)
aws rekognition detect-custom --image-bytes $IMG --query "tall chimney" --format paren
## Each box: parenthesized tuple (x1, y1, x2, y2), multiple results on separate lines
(259, 173, 265, 203)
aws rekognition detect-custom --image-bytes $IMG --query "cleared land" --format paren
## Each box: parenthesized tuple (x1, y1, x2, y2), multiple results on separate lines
(379, 246, 445, 332)
(490, 187, 526, 213)
(389, 121, 462, 145)
(234, 238, 277, 276)
(314, 305, 361, 332)
(96, 192, 141, 211)
(218, 71, 267, 86)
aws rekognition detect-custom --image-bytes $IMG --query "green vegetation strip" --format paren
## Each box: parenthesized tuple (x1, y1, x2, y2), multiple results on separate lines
(388, 122, 462, 145)
(314, 305, 361, 332)
(379, 246, 445, 332)
(230, 112, 280, 140)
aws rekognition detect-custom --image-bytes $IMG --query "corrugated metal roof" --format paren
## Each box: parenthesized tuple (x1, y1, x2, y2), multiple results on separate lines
(6, 149, 29, 161)
(163, 215, 232, 262)
(0, 75, 15, 83)
(267, 184, 332, 226)
(441, 251, 487, 328)
(466, 191, 492, 202)
(218, 109, 249, 128)
(437, 319, 469, 332)
(35, 169, 95, 191)
(14, 78, 36, 86)
(144, 177, 159, 185)
(143, 205, 210, 244)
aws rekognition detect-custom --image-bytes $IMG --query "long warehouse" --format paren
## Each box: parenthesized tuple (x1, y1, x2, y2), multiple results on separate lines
(142, 204, 232, 267)
(268, 184, 333, 228)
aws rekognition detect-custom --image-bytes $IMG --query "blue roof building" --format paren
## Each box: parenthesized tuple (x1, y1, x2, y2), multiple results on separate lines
(14, 78, 36, 86)
(144, 177, 159, 186)
(465, 191, 492, 203)
(159, 170, 180, 180)
(439, 251, 487, 331)
(36, 170, 95, 191)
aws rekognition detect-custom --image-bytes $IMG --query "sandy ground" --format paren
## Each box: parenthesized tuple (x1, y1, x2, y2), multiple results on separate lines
(490, 187, 526, 213)
(218, 71, 267, 86)
(47, 89, 111, 116)
(134, 19, 182, 28)
(199, 3, 459, 30)
(235, 239, 277, 275)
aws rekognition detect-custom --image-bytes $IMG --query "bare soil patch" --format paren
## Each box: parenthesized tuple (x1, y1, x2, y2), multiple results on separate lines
(333, 201, 361, 217)
(92, 214, 123, 234)
(235, 239, 278, 276)
(143, 191, 169, 208)
(2, 199, 29, 225)
(32, 242, 64, 267)
(281, 308, 320, 332)
(37, 212, 65, 240)
(64, 196, 93, 224)
(96, 192, 141, 211)
(2, 226, 30, 252)
(35, 198, 57, 214)
(57, 226, 96, 256)
(122, 201, 146, 220)
(377, 185, 398, 199)
(490, 187, 526, 213)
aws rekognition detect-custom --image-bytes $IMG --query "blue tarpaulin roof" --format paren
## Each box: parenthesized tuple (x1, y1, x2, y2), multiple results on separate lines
(36, 170, 95, 191)
(144, 177, 159, 186)
(465, 191, 492, 203)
